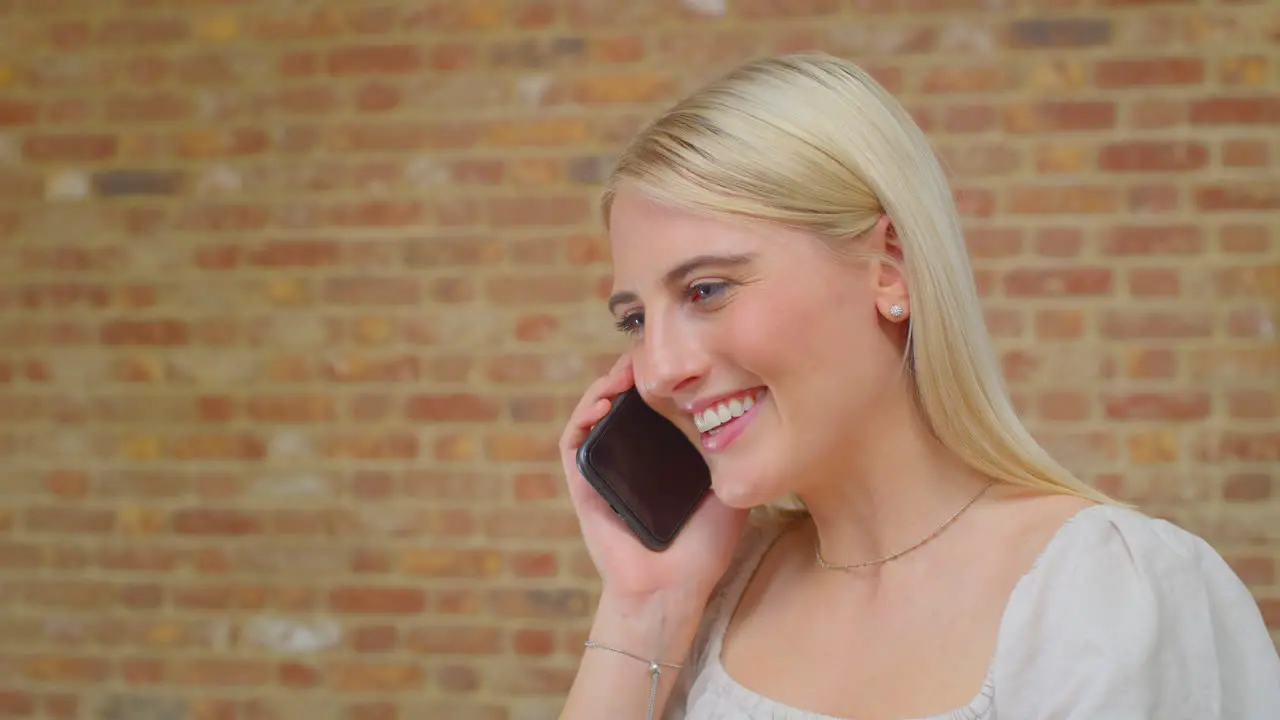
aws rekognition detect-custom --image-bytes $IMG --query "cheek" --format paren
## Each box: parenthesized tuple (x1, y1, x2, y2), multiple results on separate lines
(723, 287, 864, 373)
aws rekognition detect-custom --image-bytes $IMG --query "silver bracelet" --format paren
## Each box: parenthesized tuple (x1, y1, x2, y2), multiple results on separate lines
(584, 640, 684, 720)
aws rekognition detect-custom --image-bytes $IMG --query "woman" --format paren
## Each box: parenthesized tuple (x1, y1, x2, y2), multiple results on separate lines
(557, 54, 1279, 720)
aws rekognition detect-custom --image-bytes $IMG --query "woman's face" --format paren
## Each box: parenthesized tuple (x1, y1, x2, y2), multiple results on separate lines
(606, 185, 909, 508)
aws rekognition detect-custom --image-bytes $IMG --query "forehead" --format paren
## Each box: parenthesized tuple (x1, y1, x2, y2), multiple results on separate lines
(608, 187, 777, 282)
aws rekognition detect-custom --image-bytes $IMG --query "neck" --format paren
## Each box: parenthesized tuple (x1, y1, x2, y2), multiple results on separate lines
(794, 391, 994, 569)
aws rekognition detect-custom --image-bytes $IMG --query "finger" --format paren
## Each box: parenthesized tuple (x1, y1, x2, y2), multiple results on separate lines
(559, 397, 611, 452)
(600, 357, 634, 396)
(568, 368, 621, 421)
(564, 360, 633, 435)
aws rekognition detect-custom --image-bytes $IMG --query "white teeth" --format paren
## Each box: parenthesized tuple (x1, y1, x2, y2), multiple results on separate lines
(691, 391, 760, 434)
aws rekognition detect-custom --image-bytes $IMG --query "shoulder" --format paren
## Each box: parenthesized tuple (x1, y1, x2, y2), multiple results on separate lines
(994, 503, 1280, 717)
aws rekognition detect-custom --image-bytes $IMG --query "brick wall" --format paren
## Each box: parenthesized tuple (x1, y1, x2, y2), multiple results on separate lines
(0, 0, 1276, 718)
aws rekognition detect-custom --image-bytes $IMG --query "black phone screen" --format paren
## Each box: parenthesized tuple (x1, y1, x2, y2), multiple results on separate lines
(576, 388, 711, 550)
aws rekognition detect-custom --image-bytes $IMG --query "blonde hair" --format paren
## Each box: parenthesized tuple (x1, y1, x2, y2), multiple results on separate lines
(602, 53, 1115, 507)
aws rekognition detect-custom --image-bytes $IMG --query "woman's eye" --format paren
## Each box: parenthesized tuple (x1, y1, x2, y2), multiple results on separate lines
(614, 312, 643, 335)
(687, 282, 728, 303)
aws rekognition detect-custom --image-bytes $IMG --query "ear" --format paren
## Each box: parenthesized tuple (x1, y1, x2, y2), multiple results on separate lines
(865, 215, 910, 322)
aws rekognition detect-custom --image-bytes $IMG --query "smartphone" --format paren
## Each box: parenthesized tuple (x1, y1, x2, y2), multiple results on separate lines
(575, 387, 711, 552)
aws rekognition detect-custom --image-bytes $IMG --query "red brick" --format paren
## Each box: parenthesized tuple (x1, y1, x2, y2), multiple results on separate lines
(1214, 265, 1280, 299)
(345, 703, 398, 720)
(1228, 391, 1277, 420)
(352, 625, 398, 653)
(107, 92, 195, 123)
(1224, 474, 1271, 502)
(513, 472, 560, 502)
(1190, 97, 1280, 125)
(736, 0, 839, 17)
(170, 659, 270, 686)
(1034, 143, 1091, 174)
(328, 663, 425, 692)
(406, 394, 501, 422)
(249, 241, 340, 268)
(1195, 432, 1280, 463)
(0, 541, 42, 568)
(1007, 186, 1119, 214)
(23, 134, 118, 162)
(1038, 392, 1092, 421)
(279, 661, 321, 688)
(485, 275, 588, 305)
(593, 34, 646, 62)
(1101, 311, 1213, 339)
(1127, 184, 1181, 212)
(437, 665, 481, 692)
(405, 626, 503, 655)
(328, 45, 421, 76)
(924, 65, 1014, 94)
(0, 692, 34, 715)
(322, 427, 417, 456)
(173, 509, 262, 535)
(0, 99, 38, 126)
(427, 43, 475, 71)
(99, 17, 188, 45)
(509, 551, 558, 577)
(942, 103, 998, 132)
(246, 396, 337, 423)
(1103, 392, 1211, 420)
(25, 507, 115, 534)
(1003, 268, 1112, 297)
(397, 549, 501, 578)
(330, 587, 426, 614)
(1034, 310, 1085, 340)
(1098, 141, 1208, 172)
(513, 629, 556, 655)
(1219, 225, 1269, 254)
(21, 657, 109, 683)
(1008, 17, 1111, 47)
(1100, 225, 1204, 255)
(1222, 140, 1268, 168)
(1003, 102, 1116, 133)
(322, 277, 420, 305)
(1095, 58, 1204, 87)
(514, 314, 560, 342)
(1195, 182, 1280, 211)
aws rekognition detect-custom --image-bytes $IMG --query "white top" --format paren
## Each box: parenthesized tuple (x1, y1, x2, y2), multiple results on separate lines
(665, 504, 1280, 719)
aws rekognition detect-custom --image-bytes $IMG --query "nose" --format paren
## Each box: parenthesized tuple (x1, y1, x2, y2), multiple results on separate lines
(635, 312, 709, 400)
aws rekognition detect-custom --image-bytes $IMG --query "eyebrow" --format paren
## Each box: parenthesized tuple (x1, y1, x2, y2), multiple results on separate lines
(607, 253, 757, 315)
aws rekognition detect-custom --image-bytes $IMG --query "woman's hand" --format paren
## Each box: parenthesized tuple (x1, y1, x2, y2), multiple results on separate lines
(559, 354, 750, 611)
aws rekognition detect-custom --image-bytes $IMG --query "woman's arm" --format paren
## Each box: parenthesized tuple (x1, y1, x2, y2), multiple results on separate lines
(560, 591, 706, 720)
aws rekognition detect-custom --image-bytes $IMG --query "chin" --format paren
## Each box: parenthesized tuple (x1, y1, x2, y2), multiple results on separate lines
(707, 461, 793, 510)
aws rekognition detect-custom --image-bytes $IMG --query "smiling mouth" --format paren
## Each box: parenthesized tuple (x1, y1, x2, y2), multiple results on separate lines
(692, 389, 765, 435)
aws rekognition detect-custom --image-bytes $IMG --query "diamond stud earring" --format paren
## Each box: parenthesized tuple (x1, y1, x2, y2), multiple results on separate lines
(888, 304, 905, 320)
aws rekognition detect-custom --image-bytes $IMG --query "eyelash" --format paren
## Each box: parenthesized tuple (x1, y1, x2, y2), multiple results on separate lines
(615, 281, 729, 336)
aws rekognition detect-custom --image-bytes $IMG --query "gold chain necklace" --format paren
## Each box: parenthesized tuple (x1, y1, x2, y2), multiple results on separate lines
(814, 479, 997, 570)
